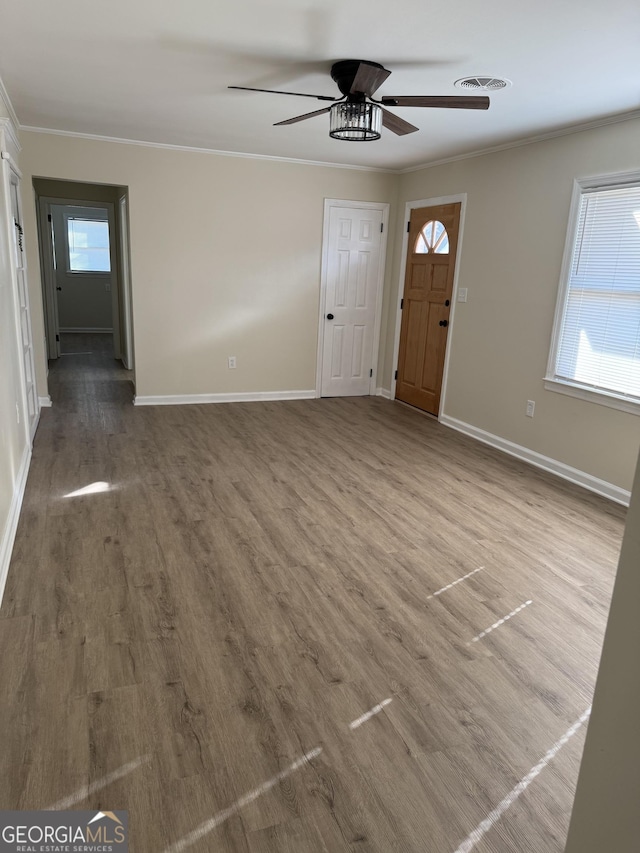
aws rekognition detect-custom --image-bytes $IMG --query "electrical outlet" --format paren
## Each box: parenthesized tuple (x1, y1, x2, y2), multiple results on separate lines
(457, 288, 468, 303)
(228, 356, 237, 369)
(526, 400, 535, 418)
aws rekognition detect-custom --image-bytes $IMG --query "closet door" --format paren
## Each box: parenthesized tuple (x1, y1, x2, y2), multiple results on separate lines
(1, 148, 39, 438)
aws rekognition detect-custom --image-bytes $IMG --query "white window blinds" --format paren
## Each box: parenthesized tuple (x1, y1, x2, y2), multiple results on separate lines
(552, 183, 640, 403)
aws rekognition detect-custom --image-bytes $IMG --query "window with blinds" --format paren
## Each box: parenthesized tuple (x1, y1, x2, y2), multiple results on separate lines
(546, 175, 640, 413)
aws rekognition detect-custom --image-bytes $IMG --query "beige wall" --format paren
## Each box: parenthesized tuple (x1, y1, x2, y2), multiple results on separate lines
(564, 446, 640, 851)
(20, 132, 397, 399)
(387, 118, 640, 491)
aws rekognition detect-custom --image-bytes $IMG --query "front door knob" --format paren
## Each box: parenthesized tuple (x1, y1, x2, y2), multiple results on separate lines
(439, 320, 449, 327)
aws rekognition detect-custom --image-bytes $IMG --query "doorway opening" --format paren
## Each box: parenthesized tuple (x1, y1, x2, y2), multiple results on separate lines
(34, 178, 135, 405)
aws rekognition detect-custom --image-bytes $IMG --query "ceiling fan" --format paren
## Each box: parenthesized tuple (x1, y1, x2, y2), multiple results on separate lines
(229, 59, 490, 141)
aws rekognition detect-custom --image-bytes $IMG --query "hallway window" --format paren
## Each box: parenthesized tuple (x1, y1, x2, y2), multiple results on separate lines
(67, 217, 111, 272)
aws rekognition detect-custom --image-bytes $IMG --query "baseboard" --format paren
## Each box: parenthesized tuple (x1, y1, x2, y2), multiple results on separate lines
(38, 396, 52, 407)
(30, 409, 41, 441)
(133, 390, 317, 406)
(59, 327, 113, 334)
(440, 414, 631, 506)
(0, 445, 31, 607)
(376, 387, 392, 399)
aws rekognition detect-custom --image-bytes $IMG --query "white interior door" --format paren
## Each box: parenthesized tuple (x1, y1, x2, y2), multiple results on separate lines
(8, 169, 38, 436)
(320, 204, 385, 397)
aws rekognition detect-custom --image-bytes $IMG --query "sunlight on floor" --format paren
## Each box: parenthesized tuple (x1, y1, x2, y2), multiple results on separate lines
(63, 481, 111, 498)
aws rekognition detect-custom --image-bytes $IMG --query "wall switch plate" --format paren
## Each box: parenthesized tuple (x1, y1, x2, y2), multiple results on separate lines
(457, 288, 468, 303)
(228, 356, 237, 369)
(526, 400, 535, 417)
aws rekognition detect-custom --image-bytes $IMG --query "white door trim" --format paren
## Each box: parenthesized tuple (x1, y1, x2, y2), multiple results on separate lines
(118, 194, 135, 373)
(316, 199, 390, 398)
(37, 199, 61, 359)
(390, 193, 467, 419)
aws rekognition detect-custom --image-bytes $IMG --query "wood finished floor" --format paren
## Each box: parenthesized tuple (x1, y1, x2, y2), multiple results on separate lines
(0, 334, 626, 852)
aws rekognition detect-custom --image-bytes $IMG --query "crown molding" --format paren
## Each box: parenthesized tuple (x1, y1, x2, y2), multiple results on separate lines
(0, 117, 21, 158)
(17, 106, 640, 176)
(0, 76, 21, 146)
(19, 125, 396, 173)
(399, 108, 640, 174)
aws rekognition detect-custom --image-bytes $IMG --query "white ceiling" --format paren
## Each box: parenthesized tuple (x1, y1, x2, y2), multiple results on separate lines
(1, 0, 639, 171)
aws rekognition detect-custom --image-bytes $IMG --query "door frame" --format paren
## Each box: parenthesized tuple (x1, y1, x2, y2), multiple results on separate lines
(36, 196, 61, 360)
(1, 148, 38, 442)
(36, 196, 120, 360)
(316, 199, 390, 398)
(390, 193, 467, 417)
(117, 193, 135, 373)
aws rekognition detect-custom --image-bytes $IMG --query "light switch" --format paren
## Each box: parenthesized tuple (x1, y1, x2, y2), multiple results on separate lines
(457, 288, 468, 303)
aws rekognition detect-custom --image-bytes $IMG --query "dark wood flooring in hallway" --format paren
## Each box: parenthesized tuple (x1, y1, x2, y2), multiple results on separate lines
(0, 334, 626, 852)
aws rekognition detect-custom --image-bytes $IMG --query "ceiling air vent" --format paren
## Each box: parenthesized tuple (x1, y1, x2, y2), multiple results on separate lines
(455, 76, 511, 91)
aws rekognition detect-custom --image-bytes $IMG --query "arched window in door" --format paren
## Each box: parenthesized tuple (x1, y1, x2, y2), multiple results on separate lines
(415, 220, 449, 254)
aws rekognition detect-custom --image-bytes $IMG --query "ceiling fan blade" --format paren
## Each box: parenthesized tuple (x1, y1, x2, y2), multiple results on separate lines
(229, 86, 337, 102)
(350, 62, 391, 96)
(381, 108, 419, 136)
(274, 107, 332, 126)
(380, 95, 490, 110)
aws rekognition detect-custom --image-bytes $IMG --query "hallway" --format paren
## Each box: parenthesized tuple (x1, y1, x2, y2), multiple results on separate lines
(51, 332, 134, 409)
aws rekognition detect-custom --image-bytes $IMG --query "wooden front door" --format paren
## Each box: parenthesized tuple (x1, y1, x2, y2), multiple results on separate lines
(396, 203, 461, 416)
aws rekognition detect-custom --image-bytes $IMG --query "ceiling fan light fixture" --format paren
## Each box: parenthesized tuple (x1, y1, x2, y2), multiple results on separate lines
(329, 101, 382, 141)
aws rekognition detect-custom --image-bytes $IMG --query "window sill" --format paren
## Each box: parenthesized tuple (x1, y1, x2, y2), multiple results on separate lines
(544, 378, 640, 416)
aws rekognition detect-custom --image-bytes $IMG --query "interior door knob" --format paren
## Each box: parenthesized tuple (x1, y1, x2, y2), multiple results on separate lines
(326, 313, 334, 320)
(56, 286, 63, 291)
